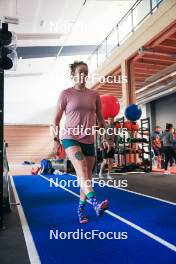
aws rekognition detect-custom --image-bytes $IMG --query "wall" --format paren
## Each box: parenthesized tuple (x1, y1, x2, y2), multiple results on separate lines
(4, 125, 53, 164)
(146, 92, 176, 131)
(155, 93, 176, 130)
(4, 55, 85, 125)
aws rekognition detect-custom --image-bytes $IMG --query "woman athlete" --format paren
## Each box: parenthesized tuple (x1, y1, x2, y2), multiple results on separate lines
(53, 61, 110, 224)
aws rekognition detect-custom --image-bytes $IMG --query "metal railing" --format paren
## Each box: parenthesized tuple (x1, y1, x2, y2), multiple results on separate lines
(87, 0, 165, 73)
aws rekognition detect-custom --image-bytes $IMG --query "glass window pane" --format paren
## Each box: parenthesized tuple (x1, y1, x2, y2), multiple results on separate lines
(106, 28, 118, 55)
(97, 39, 107, 65)
(89, 51, 97, 73)
(152, 0, 163, 9)
(118, 12, 132, 44)
(133, 0, 151, 29)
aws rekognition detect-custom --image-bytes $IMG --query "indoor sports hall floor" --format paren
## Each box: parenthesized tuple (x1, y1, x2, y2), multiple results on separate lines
(1, 172, 175, 264)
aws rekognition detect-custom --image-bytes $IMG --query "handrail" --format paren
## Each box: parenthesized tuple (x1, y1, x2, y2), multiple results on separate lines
(87, 0, 165, 72)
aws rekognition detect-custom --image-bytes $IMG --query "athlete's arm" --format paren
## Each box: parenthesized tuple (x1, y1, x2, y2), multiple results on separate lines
(53, 108, 63, 141)
(52, 90, 66, 152)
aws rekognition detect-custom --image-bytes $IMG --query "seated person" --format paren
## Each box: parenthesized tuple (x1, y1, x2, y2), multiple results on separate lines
(98, 116, 116, 179)
(152, 134, 162, 168)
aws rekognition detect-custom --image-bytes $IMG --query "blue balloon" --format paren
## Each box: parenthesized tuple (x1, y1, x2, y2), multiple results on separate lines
(125, 104, 142, 121)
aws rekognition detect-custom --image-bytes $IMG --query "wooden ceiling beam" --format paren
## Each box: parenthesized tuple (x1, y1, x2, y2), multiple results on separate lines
(133, 62, 165, 70)
(151, 46, 176, 53)
(142, 55, 176, 64)
(157, 44, 176, 52)
(135, 73, 153, 78)
(139, 58, 172, 66)
(150, 22, 176, 47)
(134, 68, 159, 74)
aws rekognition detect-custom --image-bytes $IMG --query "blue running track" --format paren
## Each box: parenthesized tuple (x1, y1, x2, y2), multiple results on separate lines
(12, 174, 176, 264)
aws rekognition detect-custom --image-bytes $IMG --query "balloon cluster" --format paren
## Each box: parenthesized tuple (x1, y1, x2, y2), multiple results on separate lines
(100, 95, 142, 123)
(100, 95, 120, 119)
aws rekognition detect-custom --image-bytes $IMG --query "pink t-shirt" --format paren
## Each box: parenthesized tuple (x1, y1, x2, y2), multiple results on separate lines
(57, 87, 102, 144)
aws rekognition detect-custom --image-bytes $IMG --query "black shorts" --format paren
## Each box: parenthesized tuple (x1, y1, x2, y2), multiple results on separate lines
(153, 147, 162, 156)
(102, 147, 115, 159)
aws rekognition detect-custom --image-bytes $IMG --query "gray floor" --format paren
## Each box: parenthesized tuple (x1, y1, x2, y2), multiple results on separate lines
(0, 183, 30, 264)
(0, 172, 175, 264)
(93, 172, 176, 203)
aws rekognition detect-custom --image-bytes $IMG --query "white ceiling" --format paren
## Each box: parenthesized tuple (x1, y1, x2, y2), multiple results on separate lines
(0, 0, 136, 46)
(1, 0, 136, 124)
(1, 0, 136, 77)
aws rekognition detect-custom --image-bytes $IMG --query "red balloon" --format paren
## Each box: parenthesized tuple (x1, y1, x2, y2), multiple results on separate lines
(124, 121, 139, 131)
(131, 122, 139, 131)
(124, 121, 132, 131)
(115, 122, 122, 129)
(100, 95, 120, 119)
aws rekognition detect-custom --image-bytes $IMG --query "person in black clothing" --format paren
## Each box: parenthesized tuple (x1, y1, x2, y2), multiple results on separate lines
(162, 123, 176, 174)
